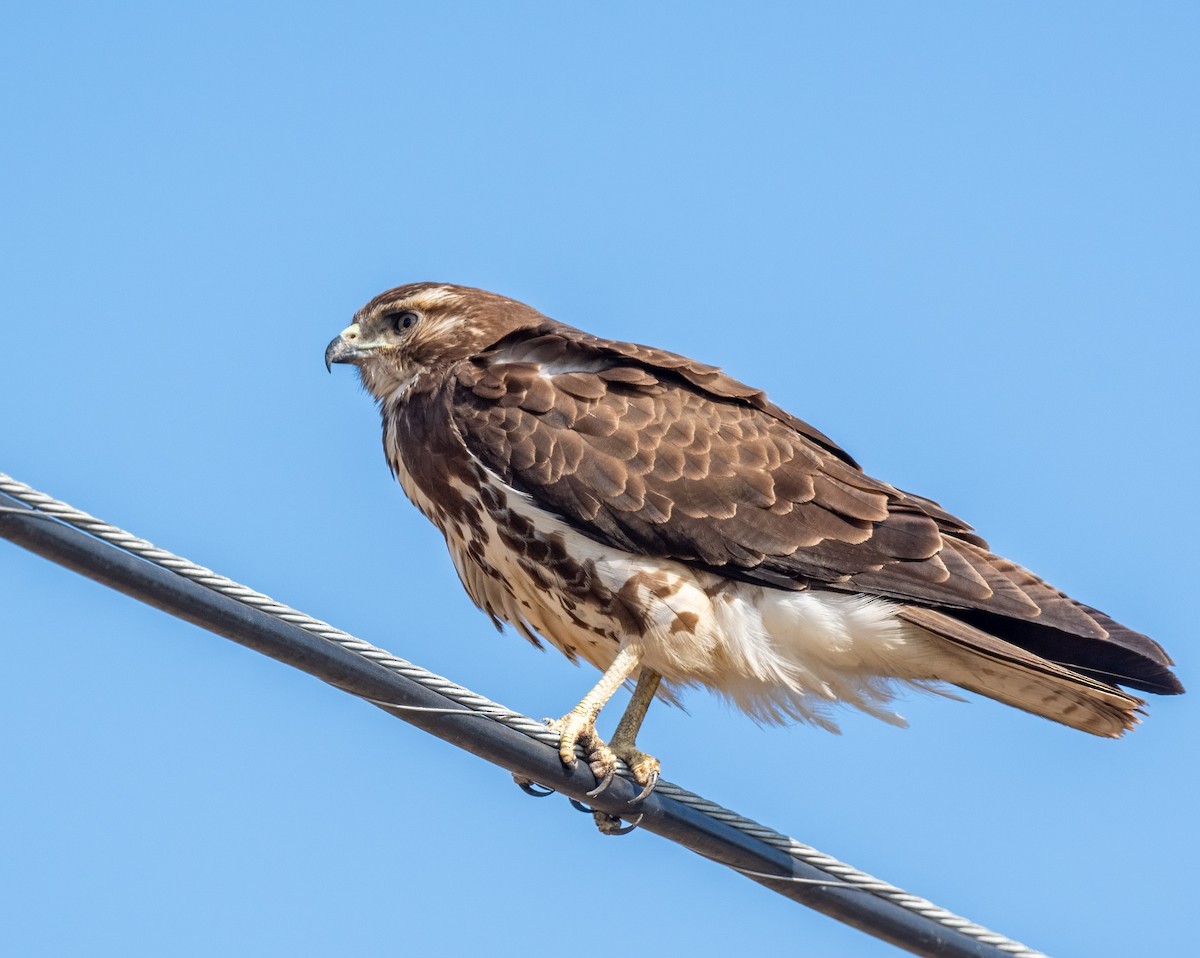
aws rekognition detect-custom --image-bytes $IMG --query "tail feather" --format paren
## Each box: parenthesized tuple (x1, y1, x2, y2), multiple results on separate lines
(897, 606, 1144, 738)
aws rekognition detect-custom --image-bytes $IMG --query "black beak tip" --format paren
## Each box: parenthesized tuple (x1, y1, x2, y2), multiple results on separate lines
(324, 335, 342, 374)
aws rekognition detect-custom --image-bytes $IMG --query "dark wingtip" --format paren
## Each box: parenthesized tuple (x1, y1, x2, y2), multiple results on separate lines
(1075, 660, 1186, 696)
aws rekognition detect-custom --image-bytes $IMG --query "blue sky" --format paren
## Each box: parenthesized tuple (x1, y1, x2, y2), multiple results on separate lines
(2, 4, 1197, 955)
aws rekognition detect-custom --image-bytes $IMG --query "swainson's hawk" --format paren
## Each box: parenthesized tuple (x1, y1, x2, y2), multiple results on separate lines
(326, 283, 1182, 799)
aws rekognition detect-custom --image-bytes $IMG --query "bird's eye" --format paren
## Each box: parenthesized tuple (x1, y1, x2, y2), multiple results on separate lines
(390, 311, 419, 334)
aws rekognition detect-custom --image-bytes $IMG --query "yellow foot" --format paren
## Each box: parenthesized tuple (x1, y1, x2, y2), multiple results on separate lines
(611, 744, 660, 803)
(547, 713, 660, 803)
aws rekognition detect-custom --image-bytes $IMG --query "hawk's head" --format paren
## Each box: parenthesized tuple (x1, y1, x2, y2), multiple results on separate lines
(325, 282, 543, 401)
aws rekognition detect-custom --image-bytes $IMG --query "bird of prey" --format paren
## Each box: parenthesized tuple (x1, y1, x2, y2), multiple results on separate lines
(325, 282, 1182, 800)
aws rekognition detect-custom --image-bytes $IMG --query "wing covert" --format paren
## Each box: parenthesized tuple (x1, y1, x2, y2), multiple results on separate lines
(450, 328, 983, 594)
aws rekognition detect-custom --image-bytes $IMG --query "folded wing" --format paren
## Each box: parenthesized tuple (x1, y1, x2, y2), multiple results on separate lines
(449, 322, 1182, 703)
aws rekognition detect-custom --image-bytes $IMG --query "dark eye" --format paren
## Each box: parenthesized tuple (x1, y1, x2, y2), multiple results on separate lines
(390, 311, 419, 333)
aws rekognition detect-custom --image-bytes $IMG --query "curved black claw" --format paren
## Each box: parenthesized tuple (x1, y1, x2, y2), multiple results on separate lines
(585, 767, 615, 799)
(594, 812, 643, 836)
(513, 775, 555, 798)
(630, 768, 659, 805)
(567, 798, 643, 836)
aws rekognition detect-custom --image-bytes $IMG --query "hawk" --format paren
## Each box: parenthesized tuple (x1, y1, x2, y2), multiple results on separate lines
(325, 282, 1182, 799)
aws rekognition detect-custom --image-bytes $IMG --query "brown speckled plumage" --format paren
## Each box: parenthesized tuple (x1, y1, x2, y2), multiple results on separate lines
(326, 282, 1181, 762)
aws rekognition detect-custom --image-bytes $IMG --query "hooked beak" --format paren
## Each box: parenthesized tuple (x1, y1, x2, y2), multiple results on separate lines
(325, 323, 374, 372)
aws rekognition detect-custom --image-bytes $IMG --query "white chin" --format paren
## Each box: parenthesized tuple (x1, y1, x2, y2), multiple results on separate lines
(359, 362, 417, 401)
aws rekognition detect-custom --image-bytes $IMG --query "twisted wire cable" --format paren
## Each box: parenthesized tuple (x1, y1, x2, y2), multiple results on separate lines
(0, 470, 1046, 958)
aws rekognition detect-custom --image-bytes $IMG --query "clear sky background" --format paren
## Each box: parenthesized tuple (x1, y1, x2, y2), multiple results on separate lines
(2, 4, 1197, 956)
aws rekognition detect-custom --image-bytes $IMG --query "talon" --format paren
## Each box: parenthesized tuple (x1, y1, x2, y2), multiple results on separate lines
(513, 775, 555, 798)
(586, 767, 615, 798)
(595, 812, 643, 836)
(607, 742, 661, 803)
(569, 800, 643, 835)
(630, 768, 659, 804)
